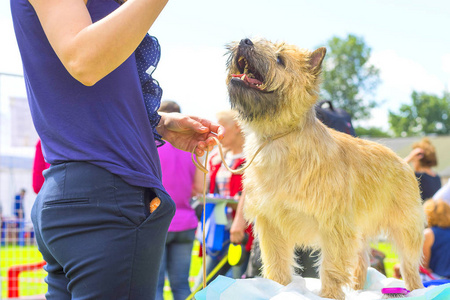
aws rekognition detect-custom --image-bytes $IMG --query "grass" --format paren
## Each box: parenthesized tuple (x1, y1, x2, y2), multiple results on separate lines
(0, 243, 203, 300)
(371, 241, 400, 278)
(1, 241, 399, 299)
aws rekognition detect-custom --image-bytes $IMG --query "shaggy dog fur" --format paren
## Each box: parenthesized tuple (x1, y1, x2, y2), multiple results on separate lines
(225, 38, 425, 300)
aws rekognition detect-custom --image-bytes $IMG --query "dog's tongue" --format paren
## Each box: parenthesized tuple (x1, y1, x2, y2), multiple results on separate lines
(232, 74, 263, 86)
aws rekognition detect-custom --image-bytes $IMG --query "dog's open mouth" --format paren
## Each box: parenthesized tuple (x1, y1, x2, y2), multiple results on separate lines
(231, 56, 265, 91)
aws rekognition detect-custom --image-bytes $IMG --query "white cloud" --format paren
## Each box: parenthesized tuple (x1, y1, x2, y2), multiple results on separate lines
(442, 53, 450, 74)
(355, 107, 389, 130)
(361, 50, 447, 131)
(370, 50, 445, 99)
(0, 19, 23, 75)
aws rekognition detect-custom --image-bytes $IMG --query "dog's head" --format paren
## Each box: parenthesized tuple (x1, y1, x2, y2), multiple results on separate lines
(226, 38, 326, 130)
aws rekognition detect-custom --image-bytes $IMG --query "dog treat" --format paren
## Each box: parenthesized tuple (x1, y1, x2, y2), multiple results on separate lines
(149, 197, 161, 213)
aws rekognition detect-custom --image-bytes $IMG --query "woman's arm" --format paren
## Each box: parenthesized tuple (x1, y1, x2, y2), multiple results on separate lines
(230, 191, 247, 245)
(29, 0, 168, 86)
(422, 228, 435, 270)
(404, 148, 424, 164)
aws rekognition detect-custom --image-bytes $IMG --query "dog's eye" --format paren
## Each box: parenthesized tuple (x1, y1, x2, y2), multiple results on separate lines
(276, 55, 285, 67)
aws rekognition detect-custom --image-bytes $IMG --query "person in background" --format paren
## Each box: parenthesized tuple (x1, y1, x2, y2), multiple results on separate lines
(404, 138, 441, 202)
(195, 110, 253, 287)
(13, 189, 26, 220)
(10, 0, 224, 299)
(394, 198, 450, 281)
(12, 189, 26, 245)
(156, 100, 204, 300)
(422, 199, 450, 279)
(32, 139, 51, 194)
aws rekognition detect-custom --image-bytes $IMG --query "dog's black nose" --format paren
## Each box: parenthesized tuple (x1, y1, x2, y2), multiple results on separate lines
(240, 38, 253, 47)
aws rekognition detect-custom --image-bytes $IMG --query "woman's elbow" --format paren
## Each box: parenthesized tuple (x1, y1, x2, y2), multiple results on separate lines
(66, 57, 101, 86)
(77, 76, 98, 87)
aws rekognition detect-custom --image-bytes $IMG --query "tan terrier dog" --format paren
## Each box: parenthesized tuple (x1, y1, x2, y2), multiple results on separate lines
(226, 38, 425, 300)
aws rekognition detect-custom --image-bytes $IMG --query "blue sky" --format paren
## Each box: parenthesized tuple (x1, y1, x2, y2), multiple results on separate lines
(1, 0, 450, 130)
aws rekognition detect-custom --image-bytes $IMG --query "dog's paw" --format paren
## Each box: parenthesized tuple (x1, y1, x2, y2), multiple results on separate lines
(320, 288, 345, 300)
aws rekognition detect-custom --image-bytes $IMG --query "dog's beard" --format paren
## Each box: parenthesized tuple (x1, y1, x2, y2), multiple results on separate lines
(228, 81, 280, 121)
(227, 42, 285, 121)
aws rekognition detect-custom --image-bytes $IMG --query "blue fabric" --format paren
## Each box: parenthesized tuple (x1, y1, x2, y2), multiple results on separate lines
(31, 162, 175, 300)
(13, 195, 23, 218)
(200, 203, 230, 256)
(114, 0, 164, 146)
(430, 227, 450, 278)
(415, 172, 442, 201)
(195, 276, 236, 300)
(423, 280, 450, 287)
(156, 229, 196, 300)
(418, 283, 450, 300)
(135, 34, 164, 146)
(11, 0, 164, 189)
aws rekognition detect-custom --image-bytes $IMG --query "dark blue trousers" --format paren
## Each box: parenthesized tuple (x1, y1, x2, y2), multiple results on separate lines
(31, 162, 175, 300)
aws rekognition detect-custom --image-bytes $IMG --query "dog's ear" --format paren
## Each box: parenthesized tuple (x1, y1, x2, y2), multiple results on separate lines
(309, 47, 326, 74)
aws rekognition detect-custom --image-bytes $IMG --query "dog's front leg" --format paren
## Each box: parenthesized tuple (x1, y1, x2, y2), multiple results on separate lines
(319, 228, 358, 300)
(256, 216, 294, 286)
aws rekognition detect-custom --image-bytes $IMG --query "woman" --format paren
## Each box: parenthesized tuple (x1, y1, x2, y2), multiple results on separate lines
(155, 101, 204, 300)
(195, 110, 253, 287)
(404, 138, 441, 202)
(422, 199, 450, 279)
(10, 1, 223, 299)
(32, 139, 50, 194)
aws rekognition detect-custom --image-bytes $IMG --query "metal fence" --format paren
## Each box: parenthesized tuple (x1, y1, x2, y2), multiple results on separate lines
(0, 225, 46, 299)
(0, 73, 45, 299)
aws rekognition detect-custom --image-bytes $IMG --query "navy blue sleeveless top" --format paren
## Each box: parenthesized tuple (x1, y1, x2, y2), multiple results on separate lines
(11, 0, 165, 190)
(415, 172, 442, 201)
(430, 226, 450, 278)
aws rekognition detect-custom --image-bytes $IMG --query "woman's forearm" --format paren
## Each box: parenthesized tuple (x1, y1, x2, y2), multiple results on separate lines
(30, 0, 168, 85)
(422, 228, 434, 269)
(68, 0, 169, 85)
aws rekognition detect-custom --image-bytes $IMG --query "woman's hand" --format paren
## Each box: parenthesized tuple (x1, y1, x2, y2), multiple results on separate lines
(156, 112, 225, 156)
(404, 148, 424, 163)
(230, 218, 247, 245)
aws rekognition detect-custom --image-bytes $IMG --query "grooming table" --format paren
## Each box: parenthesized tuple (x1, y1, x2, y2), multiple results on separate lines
(194, 268, 450, 300)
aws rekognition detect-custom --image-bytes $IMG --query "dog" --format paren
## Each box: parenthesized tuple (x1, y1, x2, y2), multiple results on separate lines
(225, 38, 425, 300)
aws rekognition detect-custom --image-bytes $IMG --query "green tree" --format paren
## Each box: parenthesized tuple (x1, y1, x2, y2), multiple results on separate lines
(389, 91, 450, 137)
(354, 126, 391, 138)
(320, 34, 380, 120)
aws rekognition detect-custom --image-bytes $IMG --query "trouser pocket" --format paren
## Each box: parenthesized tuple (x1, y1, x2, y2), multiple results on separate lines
(114, 177, 174, 227)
